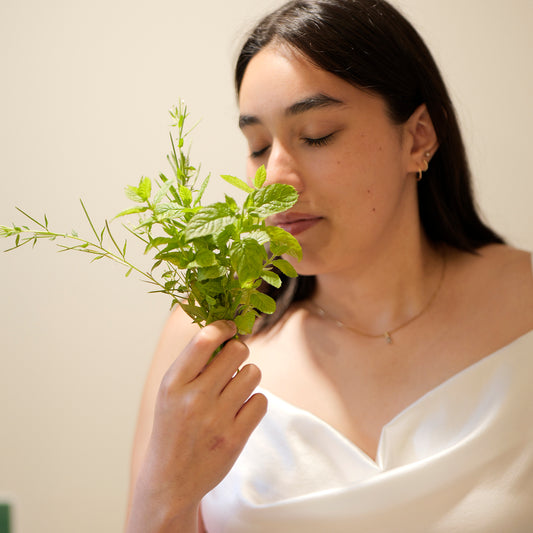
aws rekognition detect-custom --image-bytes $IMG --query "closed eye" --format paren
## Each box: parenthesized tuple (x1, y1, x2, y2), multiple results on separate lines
(250, 145, 270, 159)
(302, 132, 336, 147)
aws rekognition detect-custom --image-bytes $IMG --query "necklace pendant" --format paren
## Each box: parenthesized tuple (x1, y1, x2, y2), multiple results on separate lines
(384, 332, 392, 344)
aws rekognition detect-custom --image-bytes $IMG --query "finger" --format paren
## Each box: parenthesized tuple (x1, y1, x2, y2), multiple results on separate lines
(220, 363, 262, 413)
(233, 392, 268, 441)
(166, 320, 237, 386)
(199, 339, 250, 394)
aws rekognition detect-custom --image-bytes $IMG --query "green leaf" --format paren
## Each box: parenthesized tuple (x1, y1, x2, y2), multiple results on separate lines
(260, 269, 282, 288)
(114, 206, 149, 219)
(215, 224, 236, 249)
(271, 258, 298, 277)
(195, 249, 217, 267)
(180, 303, 208, 323)
(266, 226, 303, 260)
(234, 310, 257, 335)
(224, 194, 239, 213)
(151, 259, 163, 272)
(125, 185, 144, 203)
(220, 174, 254, 194)
(249, 183, 298, 218)
(0, 226, 13, 238)
(245, 229, 270, 245)
(178, 184, 193, 206)
(249, 291, 276, 314)
(184, 204, 237, 240)
(155, 251, 189, 268)
(153, 179, 174, 205)
(197, 265, 228, 281)
(138, 177, 152, 201)
(229, 238, 267, 285)
(205, 294, 217, 306)
(194, 173, 210, 206)
(253, 165, 267, 189)
(148, 236, 173, 248)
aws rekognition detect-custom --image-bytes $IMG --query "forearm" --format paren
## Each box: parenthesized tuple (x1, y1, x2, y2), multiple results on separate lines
(125, 486, 200, 533)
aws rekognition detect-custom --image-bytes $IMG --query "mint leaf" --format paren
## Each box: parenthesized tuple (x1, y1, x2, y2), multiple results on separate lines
(125, 185, 144, 203)
(250, 291, 276, 314)
(245, 229, 270, 245)
(114, 206, 149, 218)
(184, 204, 238, 240)
(180, 303, 208, 323)
(234, 310, 256, 335)
(138, 177, 152, 202)
(272, 258, 298, 277)
(178, 184, 193, 206)
(260, 269, 282, 288)
(220, 174, 254, 194)
(249, 183, 298, 218)
(194, 249, 217, 267)
(253, 165, 267, 189)
(229, 238, 267, 285)
(266, 226, 303, 260)
(197, 265, 228, 281)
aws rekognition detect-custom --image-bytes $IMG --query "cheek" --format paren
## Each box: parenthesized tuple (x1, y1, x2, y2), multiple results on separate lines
(327, 162, 388, 221)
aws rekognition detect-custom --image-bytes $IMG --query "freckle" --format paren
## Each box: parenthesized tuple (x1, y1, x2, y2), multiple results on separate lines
(367, 189, 371, 194)
(372, 208, 376, 213)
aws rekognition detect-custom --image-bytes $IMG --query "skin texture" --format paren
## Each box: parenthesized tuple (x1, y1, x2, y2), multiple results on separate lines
(125, 45, 533, 532)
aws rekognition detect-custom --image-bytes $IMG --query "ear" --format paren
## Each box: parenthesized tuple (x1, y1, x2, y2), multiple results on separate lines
(403, 104, 439, 174)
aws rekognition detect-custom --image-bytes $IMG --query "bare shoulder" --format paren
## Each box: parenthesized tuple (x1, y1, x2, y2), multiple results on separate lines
(470, 244, 533, 292)
(451, 243, 532, 288)
(448, 244, 533, 341)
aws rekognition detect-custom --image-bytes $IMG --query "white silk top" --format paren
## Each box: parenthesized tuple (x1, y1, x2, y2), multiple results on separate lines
(202, 263, 533, 532)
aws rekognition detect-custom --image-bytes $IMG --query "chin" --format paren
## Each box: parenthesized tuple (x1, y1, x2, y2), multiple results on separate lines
(285, 252, 330, 278)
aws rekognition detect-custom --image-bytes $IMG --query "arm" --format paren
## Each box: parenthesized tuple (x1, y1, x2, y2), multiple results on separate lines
(125, 310, 267, 533)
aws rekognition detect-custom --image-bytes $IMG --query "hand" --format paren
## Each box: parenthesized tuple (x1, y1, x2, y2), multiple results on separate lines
(126, 320, 267, 533)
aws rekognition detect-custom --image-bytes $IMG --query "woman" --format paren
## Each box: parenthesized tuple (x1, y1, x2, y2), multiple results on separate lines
(125, 1, 533, 531)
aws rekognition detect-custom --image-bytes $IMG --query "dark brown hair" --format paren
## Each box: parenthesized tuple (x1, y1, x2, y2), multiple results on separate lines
(235, 0, 504, 331)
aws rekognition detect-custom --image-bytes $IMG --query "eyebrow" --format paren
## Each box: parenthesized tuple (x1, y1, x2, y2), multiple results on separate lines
(238, 93, 345, 129)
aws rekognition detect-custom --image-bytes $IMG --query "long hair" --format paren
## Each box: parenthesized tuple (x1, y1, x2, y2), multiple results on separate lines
(235, 0, 504, 332)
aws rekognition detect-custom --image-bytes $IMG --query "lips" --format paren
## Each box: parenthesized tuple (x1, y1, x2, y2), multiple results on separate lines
(269, 212, 323, 236)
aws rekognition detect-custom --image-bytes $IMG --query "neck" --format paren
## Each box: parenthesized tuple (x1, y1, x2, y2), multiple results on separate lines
(312, 238, 444, 337)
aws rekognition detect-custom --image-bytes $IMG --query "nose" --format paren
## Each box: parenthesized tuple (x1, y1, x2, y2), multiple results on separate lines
(263, 140, 304, 193)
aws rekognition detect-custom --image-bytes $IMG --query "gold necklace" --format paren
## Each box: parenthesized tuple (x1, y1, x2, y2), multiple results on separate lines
(309, 253, 446, 345)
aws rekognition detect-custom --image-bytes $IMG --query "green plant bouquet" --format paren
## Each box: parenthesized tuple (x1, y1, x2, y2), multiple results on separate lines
(0, 102, 301, 335)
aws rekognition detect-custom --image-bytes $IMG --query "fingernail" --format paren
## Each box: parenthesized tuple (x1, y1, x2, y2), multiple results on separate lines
(225, 320, 237, 333)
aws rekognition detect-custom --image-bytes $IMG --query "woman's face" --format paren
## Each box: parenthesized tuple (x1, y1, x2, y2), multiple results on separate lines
(238, 44, 419, 276)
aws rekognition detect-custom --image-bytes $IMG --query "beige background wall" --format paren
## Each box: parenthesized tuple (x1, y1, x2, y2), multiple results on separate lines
(0, 1, 531, 532)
